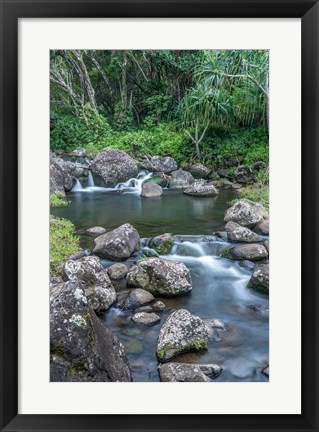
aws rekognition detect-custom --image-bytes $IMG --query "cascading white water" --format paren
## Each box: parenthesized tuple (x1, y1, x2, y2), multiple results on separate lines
(71, 178, 83, 191)
(87, 170, 95, 187)
(114, 171, 153, 194)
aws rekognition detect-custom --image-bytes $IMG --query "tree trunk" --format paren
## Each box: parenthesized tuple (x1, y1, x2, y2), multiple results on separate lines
(72, 50, 98, 114)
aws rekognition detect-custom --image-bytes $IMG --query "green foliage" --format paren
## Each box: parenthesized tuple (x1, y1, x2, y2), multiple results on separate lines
(50, 215, 80, 275)
(50, 192, 69, 207)
(237, 184, 269, 210)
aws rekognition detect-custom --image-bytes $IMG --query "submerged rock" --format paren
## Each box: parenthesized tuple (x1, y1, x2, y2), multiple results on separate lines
(225, 221, 262, 243)
(64, 256, 116, 314)
(153, 300, 166, 311)
(148, 233, 174, 254)
(91, 149, 138, 187)
(141, 182, 163, 198)
(124, 288, 154, 309)
(169, 169, 194, 189)
(224, 199, 268, 227)
(131, 312, 161, 326)
(189, 163, 211, 179)
(223, 243, 268, 261)
(184, 181, 218, 197)
(107, 263, 128, 280)
(92, 223, 140, 260)
(248, 264, 269, 293)
(87, 226, 107, 235)
(157, 309, 208, 362)
(127, 257, 192, 296)
(50, 281, 131, 382)
(150, 156, 178, 173)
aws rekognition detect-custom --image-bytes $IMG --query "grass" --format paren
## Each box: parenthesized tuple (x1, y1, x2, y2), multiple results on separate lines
(50, 191, 69, 207)
(237, 184, 269, 210)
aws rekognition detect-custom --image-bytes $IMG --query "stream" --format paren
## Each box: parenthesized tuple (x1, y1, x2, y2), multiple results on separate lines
(52, 172, 269, 382)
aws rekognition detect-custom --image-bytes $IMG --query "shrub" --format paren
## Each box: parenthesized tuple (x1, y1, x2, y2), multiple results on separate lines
(50, 192, 69, 207)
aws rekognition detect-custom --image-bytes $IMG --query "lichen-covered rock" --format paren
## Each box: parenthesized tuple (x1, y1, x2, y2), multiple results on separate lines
(131, 312, 161, 326)
(234, 165, 255, 184)
(50, 281, 132, 382)
(150, 156, 178, 173)
(64, 161, 87, 179)
(158, 363, 210, 382)
(254, 219, 269, 235)
(169, 169, 194, 189)
(92, 223, 140, 260)
(141, 182, 163, 198)
(50, 152, 73, 195)
(225, 221, 262, 243)
(156, 309, 208, 362)
(127, 257, 192, 296)
(184, 181, 218, 197)
(148, 233, 174, 254)
(64, 256, 116, 314)
(124, 288, 154, 309)
(224, 199, 268, 227)
(153, 300, 166, 311)
(223, 243, 268, 261)
(248, 264, 269, 293)
(87, 226, 107, 235)
(91, 149, 138, 187)
(107, 263, 128, 280)
(189, 163, 211, 179)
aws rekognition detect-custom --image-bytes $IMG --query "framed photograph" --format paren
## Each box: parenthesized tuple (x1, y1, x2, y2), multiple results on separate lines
(0, 0, 318, 431)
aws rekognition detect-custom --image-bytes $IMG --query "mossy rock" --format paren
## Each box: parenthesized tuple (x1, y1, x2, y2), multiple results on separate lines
(148, 233, 174, 255)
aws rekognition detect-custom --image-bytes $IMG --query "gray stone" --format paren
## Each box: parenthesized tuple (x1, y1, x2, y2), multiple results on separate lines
(248, 264, 269, 293)
(91, 149, 138, 187)
(127, 257, 192, 296)
(124, 288, 154, 309)
(108, 263, 128, 280)
(169, 169, 195, 189)
(131, 312, 161, 326)
(157, 309, 208, 362)
(87, 226, 107, 235)
(92, 223, 140, 260)
(50, 152, 73, 195)
(153, 301, 166, 311)
(224, 199, 268, 227)
(217, 168, 230, 178)
(225, 221, 263, 243)
(141, 182, 163, 198)
(158, 363, 210, 382)
(150, 156, 178, 173)
(149, 233, 174, 254)
(254, 219, 269, 235)
(189, 163, 211, 179)
(224, 244, 268, 261)
(234, 165, 255, 184)
(184, 181, 218, 197)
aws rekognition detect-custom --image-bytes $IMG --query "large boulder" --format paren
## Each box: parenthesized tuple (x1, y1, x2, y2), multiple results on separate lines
(225, 221, 262, 243)
(91, 149, 138, 187)
(189, 163, 211, 179)
(50, 281, 132, 382)
(158, 363, 222, 382)
(141, 182, 163, 198)
(248, 264, 269, 293)
(148, 233, 174, 254)
(224, 199, 268, 228)
(157, 309, 208, 362)
(92, 224, 140, 260)
(223, 243, 268, 261)
(127, 257, 192, 296)
(169, 170, 195, 189)
(64, 161, 87, 179)
(64, 256, 116, 314)
(184, 181, 218, 197)
(150, 156, 178, 173)
(50, 153, 73, 195)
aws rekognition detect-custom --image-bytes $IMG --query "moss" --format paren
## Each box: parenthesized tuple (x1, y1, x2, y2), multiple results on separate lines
(149, 236, 174, 255)
(157, 343, 174, 360)
(193, 339, 208, 351)
(50, 191, 69, 207)
(50, 215, 80, 276)
(51, 344, 65, 357)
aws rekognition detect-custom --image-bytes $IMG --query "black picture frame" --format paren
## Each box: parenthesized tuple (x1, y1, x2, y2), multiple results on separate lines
(0, 1, 318, 431)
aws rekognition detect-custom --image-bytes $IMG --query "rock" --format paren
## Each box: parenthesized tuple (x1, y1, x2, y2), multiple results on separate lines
(64, 161, 86, 179)
(141, 182, 163, 198)
(212, 178, 233, 189)
(92, 223, 140, 260)
(169, 169, 195, 189)
(144, 175, 167, 187)
(131, 312, 161, 326)
(217, 168, 230, 178)
(251, 161, 266, 171)
(50, 281, 132, 382)
(248, 304, 269, 314)
(232, 183, 243, 189)
(208, 171, 221, 181)
(234, 165, 255, 184)
(69, 149, 87, 158)
(68, 250, 87, 261)
(225, 155, 238, 167)
(254, 219, 269, 235)
(158, 363, 210, 382)
(225, 221, 262, 243)
(224, 199, 268, 227)
(108, 263, 128, 280)
(135, 305, 153, 313)
(223, 244, 268, 261)
(142, 247, 159, 258)
(87, 226, 107, 235)
(157, 309, 208, 362)
(189, 163, 211, 179)
(124, 288, 154, 309)
(248, 264, 269, 293)
(150, 156, 178, 173)
(264, 240, 269, 251)
(148, 233, 174, 254)
(127, 257, 192, 296)
(184, 181, 218, 197)
(153, 301, 166, 311)
(50, 152, 73, 195)
(262, 365, 269, 377)
(91, 149, 138, 187)
(204, 318, 227, 340)
(64, 256, 116, 314)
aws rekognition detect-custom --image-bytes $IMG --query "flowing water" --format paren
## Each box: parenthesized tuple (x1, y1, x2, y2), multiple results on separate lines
(53, 171, 269, 382)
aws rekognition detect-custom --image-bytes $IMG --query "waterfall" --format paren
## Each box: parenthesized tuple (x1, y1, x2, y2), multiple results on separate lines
(71, 178, 83, 191)
(87, 171, 95, 187)
(114, 171, 153, 194)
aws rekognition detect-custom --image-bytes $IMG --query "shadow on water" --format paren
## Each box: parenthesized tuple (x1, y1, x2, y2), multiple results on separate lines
(52, 182, 269, 382)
